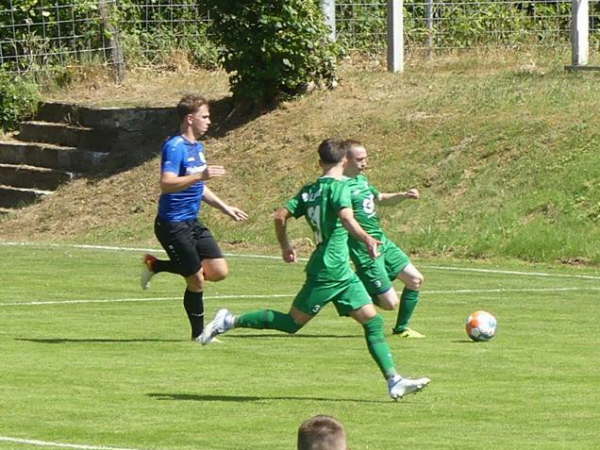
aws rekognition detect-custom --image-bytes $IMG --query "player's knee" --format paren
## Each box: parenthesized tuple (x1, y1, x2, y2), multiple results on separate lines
(203, 261, 229, 282)
(376, 296, 398, 310)
(407, 274, 424, 291)
(205, 268, 228, 282)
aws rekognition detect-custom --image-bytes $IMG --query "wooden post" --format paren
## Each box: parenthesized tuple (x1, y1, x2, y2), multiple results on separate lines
(99, 0, 125, 83)
(387, 0, 404, 73)
(426, 0, 434, 59)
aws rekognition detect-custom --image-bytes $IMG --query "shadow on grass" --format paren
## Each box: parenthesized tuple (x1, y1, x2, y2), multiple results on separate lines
(228, 334, 360, 339)
(147, 393, 388, 404)
(15, 337, 182, 344)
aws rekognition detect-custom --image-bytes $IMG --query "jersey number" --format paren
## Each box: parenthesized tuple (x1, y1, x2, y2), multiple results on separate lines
(307, 205, 323, 244)
(363, 194, 376, 217)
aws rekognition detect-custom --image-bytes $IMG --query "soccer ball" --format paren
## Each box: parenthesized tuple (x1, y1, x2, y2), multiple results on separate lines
(465, 310, 497, 342)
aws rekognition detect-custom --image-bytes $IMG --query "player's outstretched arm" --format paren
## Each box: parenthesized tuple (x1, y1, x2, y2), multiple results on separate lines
(202, 186, 249, 221)
(159, 165, 226, 194)
(378, 188, 420, 205)
(274, 207, 297, 263)
(338, 207, 381, 259)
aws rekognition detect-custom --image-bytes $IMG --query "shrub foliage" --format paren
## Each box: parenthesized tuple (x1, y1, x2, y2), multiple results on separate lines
(0, 69, 40, 131)
(205, 0, 339, 107)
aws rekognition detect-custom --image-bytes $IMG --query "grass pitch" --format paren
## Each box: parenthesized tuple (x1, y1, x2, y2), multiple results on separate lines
(1, 243, 599, 449)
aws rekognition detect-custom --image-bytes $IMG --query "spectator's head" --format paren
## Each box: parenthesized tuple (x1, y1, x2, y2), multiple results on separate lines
(297, 415, 348, 450)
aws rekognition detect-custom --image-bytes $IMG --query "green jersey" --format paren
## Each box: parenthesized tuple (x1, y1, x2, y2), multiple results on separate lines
(348, 174, 384, 241)
(286, 177, 354, 282)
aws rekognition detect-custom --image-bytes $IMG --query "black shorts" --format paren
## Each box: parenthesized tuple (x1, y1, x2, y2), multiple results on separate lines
(154, 216, 224, 277)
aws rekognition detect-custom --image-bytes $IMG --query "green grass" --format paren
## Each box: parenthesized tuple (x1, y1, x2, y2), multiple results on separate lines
(5, 51, 600, 266)
(2, 243, 600, 449)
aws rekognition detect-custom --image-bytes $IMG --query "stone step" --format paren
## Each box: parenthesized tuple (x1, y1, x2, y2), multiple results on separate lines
(0, 163, 75, 190)
(0, 185, 51, 208)
(0, 140, 108, 172)
(36, 101, 176, 130)
(19, 120, 118, 152)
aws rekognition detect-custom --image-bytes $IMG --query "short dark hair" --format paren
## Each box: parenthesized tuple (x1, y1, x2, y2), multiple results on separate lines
(340, 139, 364, 156)
(176, 94, 209, 120)
(317, 139, 345, 164)
(297, 415, 347, 450)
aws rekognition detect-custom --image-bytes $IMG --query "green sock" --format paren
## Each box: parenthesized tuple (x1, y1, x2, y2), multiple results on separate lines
(394, 288, 420, 333)
(362, 315, 396, 379)
(236, 309, 302, 334)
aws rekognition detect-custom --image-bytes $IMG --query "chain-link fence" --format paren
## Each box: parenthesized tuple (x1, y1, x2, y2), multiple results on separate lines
(2, 0, 600, 76)
(0, 0, 116, 73)
(336, 0, 600, 53)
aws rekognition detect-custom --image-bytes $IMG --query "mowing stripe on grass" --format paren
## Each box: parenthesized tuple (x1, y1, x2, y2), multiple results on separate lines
(2, 286, 600, 307)
(2, 241, 600, 280)
(0, 435, 141, 450)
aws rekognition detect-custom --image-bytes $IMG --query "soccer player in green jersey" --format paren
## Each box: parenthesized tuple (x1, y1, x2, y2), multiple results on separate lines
(342, 139, 426, 338)
(200, 139, 430, 400)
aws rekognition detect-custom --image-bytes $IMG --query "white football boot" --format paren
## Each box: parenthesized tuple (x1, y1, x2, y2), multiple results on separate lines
(388, 375, 431, 400)
(199, 309, 235, 345)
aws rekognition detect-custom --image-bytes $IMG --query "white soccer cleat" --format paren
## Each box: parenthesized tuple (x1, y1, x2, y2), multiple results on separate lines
(388, 375, 431, 400)
(140, 254, 157, 290)
(199, 308, 235, 345)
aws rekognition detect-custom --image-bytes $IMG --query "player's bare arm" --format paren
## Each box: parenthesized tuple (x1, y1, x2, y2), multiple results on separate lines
(159, 165, 226, 194)
(338, 207, 381, 259)
(202, 186, 249, 221)
(274, 207, 297, 263)
(378, 188, 420, 205)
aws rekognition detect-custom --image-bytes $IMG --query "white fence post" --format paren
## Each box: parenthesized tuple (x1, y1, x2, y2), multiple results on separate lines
(571, 0, 589, 66)
(321, 0, 336, 41)
(387, 0, 404, 73)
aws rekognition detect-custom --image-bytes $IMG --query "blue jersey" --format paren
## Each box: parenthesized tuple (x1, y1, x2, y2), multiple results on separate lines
(157, 135, 207, 222)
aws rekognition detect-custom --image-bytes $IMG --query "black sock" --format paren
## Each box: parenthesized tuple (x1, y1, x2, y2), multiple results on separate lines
(183, 289, 204, 339)
(154, 259, 179, 274)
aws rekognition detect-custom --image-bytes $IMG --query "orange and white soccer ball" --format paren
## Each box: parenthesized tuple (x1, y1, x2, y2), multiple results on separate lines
(465, 310, 497, 341)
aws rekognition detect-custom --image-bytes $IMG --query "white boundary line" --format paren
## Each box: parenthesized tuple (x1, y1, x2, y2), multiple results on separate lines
(0, 294, 293, 307)
(2, 287, 600, 307)
(0, 436, 141, 450)
(2, 240, 600, 280)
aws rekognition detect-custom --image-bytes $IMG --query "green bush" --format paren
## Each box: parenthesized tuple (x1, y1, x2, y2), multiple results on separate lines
(0, 70, 40, 131)
(205, 0, 339, 107)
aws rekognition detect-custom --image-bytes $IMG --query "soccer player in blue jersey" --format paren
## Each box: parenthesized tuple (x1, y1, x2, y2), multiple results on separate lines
(141, 94, 248, 341)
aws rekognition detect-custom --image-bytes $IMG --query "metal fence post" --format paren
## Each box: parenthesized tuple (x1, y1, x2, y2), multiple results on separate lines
(321, 0, 336, 41)
(571, 0, 589, 66)
(387, 0, 404, 73)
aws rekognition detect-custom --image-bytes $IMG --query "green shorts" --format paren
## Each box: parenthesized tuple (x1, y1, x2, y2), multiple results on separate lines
(293, 275, 373, 317)
(352, 239, 410, 297)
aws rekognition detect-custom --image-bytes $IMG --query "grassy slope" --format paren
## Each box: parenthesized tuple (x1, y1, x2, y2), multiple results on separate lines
(2, 51, 600, 264)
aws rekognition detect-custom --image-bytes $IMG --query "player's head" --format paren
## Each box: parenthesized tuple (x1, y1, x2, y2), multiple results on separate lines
(297, 415, 348, 450)
(342, 139, 368, 177)
(317, 139, 346, 168)
(177, 94, 211, 139)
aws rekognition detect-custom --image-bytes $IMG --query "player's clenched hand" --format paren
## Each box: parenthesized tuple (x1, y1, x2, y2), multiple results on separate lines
(282, 246, 297, 263)
(366, 236, 382, 259)
(404, 188, 420, 200)
(199, 165, 226, 180)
